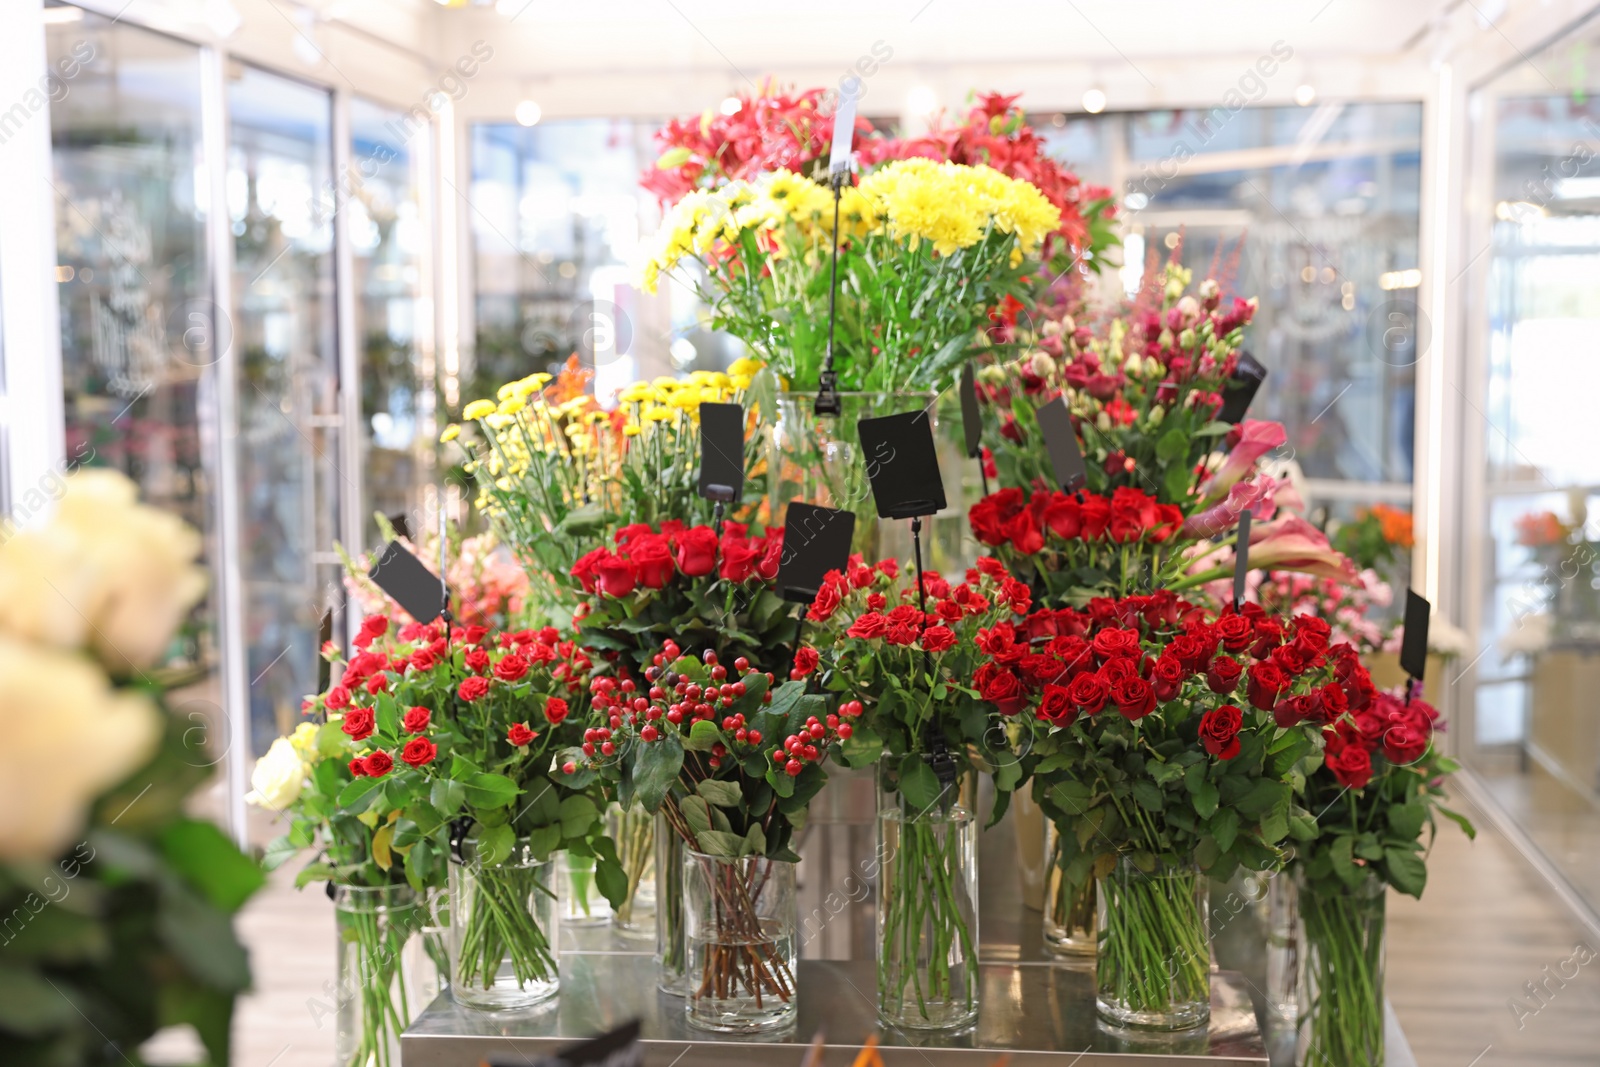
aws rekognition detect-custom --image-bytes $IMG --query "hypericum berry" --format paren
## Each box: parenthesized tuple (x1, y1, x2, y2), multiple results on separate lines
(562, 761, 577, 774)
(772, 749, 786, 763)
(647, 661, 662, 674)
(645, 707, 662, 721)
(710, 664, 727, 681)
(734, 657, 750, 672)
(620, 679, 636, 693)
(785, 759, 803, 777)
(709, 756, 722, 769)
(837, 723, 853, 739)
(789, 669, 805, 681)
(803, 744, 819, 760)
(747, 730, 761, 745)
(731, 681, 746, 697)
(826, 714, 839, 729)
(666, 708, 683, 725)
(722, 716, 737, 731)
(809, 723, 825, 740)
(584, 728, 597, 743)
(582, 742, 595, 757)
(735, 729, 748, 742)
(702, 650, 718, 665)
(601, 741, 615, 756)
(609, 715, 622, 729)
(763, 691, 773, 703)
(631, 697, 648, 713)
(785, 737, 802, 753)
(765, 672, 775, 684)
(711, 742, 727, 757)
(640, 724, 660, 743)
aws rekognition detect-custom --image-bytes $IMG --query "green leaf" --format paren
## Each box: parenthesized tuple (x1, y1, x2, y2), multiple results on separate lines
(745, 823, 768, 857)
(1155, 427, 1189, 462)
(1210, 808, 1240, 853)
(475, 823, 515, 868)
(558, 795, 599, 839)
(463, 772, 519, 810)
(685, 718, 726, 752)
(1387, 802, 1427, 843)
(680, 795, 714, 836)
(1048, 780, 1094, 816)
(1164, 463, 1193, 503)
(159, 819, 264, 914)
(158, 882, 252, 993)
(1436, 804, 1477, 841)
(526, 824, 561, 860)
(1236, 778, 1283, 816)
(595, 855, 629, 909)
(696, 778, 743, 808)
(1131, 779, 1165, 812)
(293, 862, 335, 889)
(0, 962, 83, 1035)
(1192, 781, 1219, 819)
(429, 778, 466, 817)
(695, 830, 747, 858)
(262, 834, 299, 873)
(1260, 808, 1289, 845)
(1288, 811, 1319, 842)
(633, 733, 685, 812)
(1384, 846, 1427, 898)
(1330, 835, 1361, 888)
(897, 756, 943, 815)
(337, 774, 384, 811)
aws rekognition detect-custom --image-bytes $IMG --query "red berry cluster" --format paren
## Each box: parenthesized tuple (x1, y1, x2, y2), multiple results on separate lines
(770, 700, 860, 777)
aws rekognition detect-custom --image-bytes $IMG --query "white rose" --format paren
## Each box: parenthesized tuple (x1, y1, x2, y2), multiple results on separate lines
(0, 470, 207, 672)
(0, 636, 160, 862)
(246, 737, 308, 811)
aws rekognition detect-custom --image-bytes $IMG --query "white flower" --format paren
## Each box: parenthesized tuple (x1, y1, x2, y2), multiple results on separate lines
(246, 737, 308, 811)
(0, 636, 160, 862)
(1028, 351, 1056, 379)
(0, 470, 207, 672)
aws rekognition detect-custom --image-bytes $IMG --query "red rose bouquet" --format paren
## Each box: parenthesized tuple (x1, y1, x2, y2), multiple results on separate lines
(1290, 689, 1471, 1064)
(571, 519, 797, 673)
(998, 594, 1354, 1029)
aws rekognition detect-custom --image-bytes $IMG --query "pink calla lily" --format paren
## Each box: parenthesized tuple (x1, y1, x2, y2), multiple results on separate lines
(1244, 515, 1357, 583)
(1200, 419, 1286, 503)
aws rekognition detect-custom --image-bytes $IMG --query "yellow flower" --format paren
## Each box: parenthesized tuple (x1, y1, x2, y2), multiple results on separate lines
(439, 424, 461, 443)
(462, 399, 497, 421)
(645, 406, 676, 422)
(485, 413, 513, 430)
(498, 397, 526, 416)
(619, 383, 653, 404)
(496, 381, 519, 402)
(623, 423, 642, 436)
(727, 357, 764, 378)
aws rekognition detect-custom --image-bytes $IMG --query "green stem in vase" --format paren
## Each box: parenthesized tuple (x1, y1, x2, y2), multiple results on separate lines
(457, 864, 557, 991)
(879, 808, 977, 1025)
(1299, 885, 1385, 1066)
(1099, 866, 1209, 1016)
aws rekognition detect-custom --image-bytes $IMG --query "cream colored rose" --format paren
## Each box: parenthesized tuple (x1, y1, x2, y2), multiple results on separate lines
(0, 636, 161, 862)
(0, 469, 207, 672)
(246, 736, 308, 811)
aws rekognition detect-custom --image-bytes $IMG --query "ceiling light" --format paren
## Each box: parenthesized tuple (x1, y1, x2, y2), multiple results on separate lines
(1378, 269, 1422, 290)
(1294, 84, 1316, 106)
(515, 100, 542, 127)
(907, 86, 938, 118)
(41, 7, 84, 23)
(719, 96, 742, 116)
(1081, 88, 1107, 114)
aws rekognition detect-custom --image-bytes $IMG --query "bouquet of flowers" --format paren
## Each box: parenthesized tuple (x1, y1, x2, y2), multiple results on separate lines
(999, 594, 1360, 1029)
(567, 642, 844, 1031)
(1290, 690, 1472, 1065)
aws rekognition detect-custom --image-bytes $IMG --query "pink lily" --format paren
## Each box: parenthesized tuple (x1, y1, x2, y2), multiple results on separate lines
(1245, 515, 1357, 583)
(1199, 419, 1286, 503)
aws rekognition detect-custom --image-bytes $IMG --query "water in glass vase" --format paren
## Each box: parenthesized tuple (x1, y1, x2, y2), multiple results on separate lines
(1095, 855, 1211, 1031)
(447, 840, 560, 1011)
(681, 850, 797, 1033)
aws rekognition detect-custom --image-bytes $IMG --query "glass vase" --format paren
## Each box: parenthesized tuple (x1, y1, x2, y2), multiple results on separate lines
(447, 839, 560, 1010)
(682, 849, 797, 1033)
(877, 789, 979, 1030)
(1266, 872, 1300, 1022)
(332, 884, 419, 1067)
(609, 803, 656, 938)
(1042, 821, 1096, 958)
(1295, 871, 1386, 1067)
(656, 813, 688, 995)
(560, 851, 613, 927)
(1096, 855, 1211, 1031)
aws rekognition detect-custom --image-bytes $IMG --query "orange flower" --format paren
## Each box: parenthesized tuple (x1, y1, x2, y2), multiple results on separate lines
(1368, 503, 1414, 548)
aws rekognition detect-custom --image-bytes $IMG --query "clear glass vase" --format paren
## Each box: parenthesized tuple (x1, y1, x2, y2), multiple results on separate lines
(332, 884, 419, 1067)
(682, 849, 798, 1033)
(1096, 854, 1211, 1031)
(877, 789, 979, 1030)
(447, 839, 560, 1010)
(560, 851, 613, 927)
(609, 803, 656, 938)
(1042, 821, 1096, 958)
(656, 813, 687, 995)
(1266, 872, 1300, 1022)
(1296, 871, 1386, 1067)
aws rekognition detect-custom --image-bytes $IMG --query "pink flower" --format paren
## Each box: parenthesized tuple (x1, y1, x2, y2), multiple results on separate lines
(1246, 515, 1358, 583)
(1200, 419, 1286, 503)
(1181, 475, 1280, 540)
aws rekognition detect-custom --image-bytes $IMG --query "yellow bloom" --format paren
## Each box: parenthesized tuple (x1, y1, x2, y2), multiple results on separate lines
(727, 357, 764, 378)
(462, 399, 497, 421)
(645, 406, 676, 422)
(485, 413, 513, 430)
(619, 383, 653, 404)
(496, 381, 519, 402)
(439, 424, 461, 443)
(623, 423, 642, 436)
(498, 397, 526, 416)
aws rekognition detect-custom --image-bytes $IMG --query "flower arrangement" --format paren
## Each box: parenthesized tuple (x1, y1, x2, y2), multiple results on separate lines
(0, 470, 259, 1066)
(1002, 594, 1362, 1027)
(1330, 503, 1413, 576)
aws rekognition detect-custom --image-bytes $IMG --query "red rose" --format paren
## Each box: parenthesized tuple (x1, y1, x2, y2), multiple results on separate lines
(1273, 694, 1313, 729)
(1110, 676, 1156, 721)
(719, 533, 760, 582)
(508, 722, 537, 747)
(325, 685, 352, 711)
(979, 668, 1026, 715)
(1271, 642, 1314, 676)
(401, 736, 437, 768)
(1169, 635, 1211, 673)
(807, 577, 843, 621)
(886, 623, 920, 646)
(791, 646, 820, 678)
(1001, 578, 1032, 616)
(1325, 744, 1373, 789)
(1049, 635, 1093, 674)
(1004, 510, 1045, 554)
(594, 552, 638, 597)
(363, 750, 393, 777)
(1151, 504, 1185, 542)
(465, 647, 490, 674)
(1199, 704, 1243, 759)
(409, 647, 438, 673)
(1249, 619, 1285, 658)
(847, 612, 889, 639)
(1246, 661, 1288, 711)
(364, 674, 388, 695)
(340, 707, 376, 741)
(1292, 615, 1332, 652)
(1037, 683, 1077, 727)
(920, 625, 956, 654)
(1205, 656, 1243, 695)
(969, 488, 1021, 546)
(401, 706, 431, 733)
(1079, 494, 1111, 539)
(1383, 720, 1431, 765)
(1041, 493, 1083, 540)
(494, 653, 529, 682)
(1067, 671, 1111, 715)
(1151, 654, 1188, 701)
(348, 757, 367, 777)
(1108, 487, 1158, 543)
(570, 547, 609, 593)
(755, 532, 784, 580)
(544, 697, 570, 725)
(1315, 682, 1348, 724)
(936, 599, 964, 623)
(675, 526, 720, 578)
(459, 676, 490, 702)
(1091, 627, 1142, 662)
(628, 534, 676, 589)
(354, 614, 389, 649)
(1214, 613, 1255, 653)
(463, 625, 490, 645)
(1099, 656, 1139, 683)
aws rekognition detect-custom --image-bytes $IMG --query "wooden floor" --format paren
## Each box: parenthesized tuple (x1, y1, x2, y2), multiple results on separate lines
(218, 784, 1600, 1067)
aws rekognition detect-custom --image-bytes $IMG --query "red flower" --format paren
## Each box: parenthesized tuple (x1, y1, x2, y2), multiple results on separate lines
(570, 547, 609, 593)
(674, 525, 720, 578)
(594, 552, 638, 597)
(755, 532, 784, 580)
(1091, 628, 1142, 662)
(508, 722, 537, 747)
(401, 706, 431, 733)
(1067, 671, 1110, 715)
(545, 697, 570, 725)
(1315, 682, 1349, 724)
(791, 646, 820, 678)
(1199, 704, 1243, 759)
(920, 625, 956, 654)
(719, 532, 760, 582)
(847, 612, 889, 639)
(979, 667, 1026, 715)
(628, 534, 676, 589)
(354, 614, 389, 649)
(363, 750, 394, 777)
(1214, 613, 1255, 653)
(1110, 676, 1156, 721)
(1079, 495, 1111, 539)
(409, 647, 438, 672)
(1042, 493, 1083, 540)
(401, 736, 437, 768)
(465, 647, 490, 674)
(1273, 694, 1313, 729)
(1205, 656, 1243, 695)
(1004, 510, 1044, 554)
(459, 676, 490, 702)
(1270, 642, 1315, 676)
(325, 685, 352, 711)
(969, 490, 1019, 546)
(885, 623, 920, 646)
(348, 757, 367, 777)
(1325, 744, 1373, 789)
(494, 653, 530, 682)
(807, 576, 844, 621)
(1037, 683, 1077, 727)
(1150, 654, 1188, 701)
(463, 625, 490, 645)
(1383, 720, 1430, 765)
(365, 674, 388, 695)
(1246, 661, 1289, 711)
(340, 707, 375, 741)
(1001, 578, 1032, 615)
(935, 599, 964, 623)
(1107, 487, 1159, 543)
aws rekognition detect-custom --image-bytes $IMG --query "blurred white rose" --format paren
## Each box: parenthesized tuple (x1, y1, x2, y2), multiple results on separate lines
(0, 469, 207, 672)
(246, 737, 308, 811)
(0, 636, 160, 861)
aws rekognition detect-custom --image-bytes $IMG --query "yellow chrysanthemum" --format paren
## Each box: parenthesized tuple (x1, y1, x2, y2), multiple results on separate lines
(439, 424, 461, 443)
(623, 423, 642, 436)
(619, 383, 652, 404)
(727, 357, 764, 378)
(498, 397, 526, 416)
(485, 413, 513, 430)
(462, 399, 496, 421)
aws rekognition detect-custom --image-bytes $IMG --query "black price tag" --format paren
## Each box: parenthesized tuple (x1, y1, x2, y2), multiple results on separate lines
(367, 540, 448, 624)
(1035, 396, 1088, 493)
(1219, 351, 1267, 424)
(490, 1021, 642, 1067)
(1232, 510, 1252, 610)
(1400, 590, 1431, 682)
(776, 502, 855, 605)
(858, 409, 946, 520)
(959, 362, 982, 459)
(697, 401, 745, 504)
